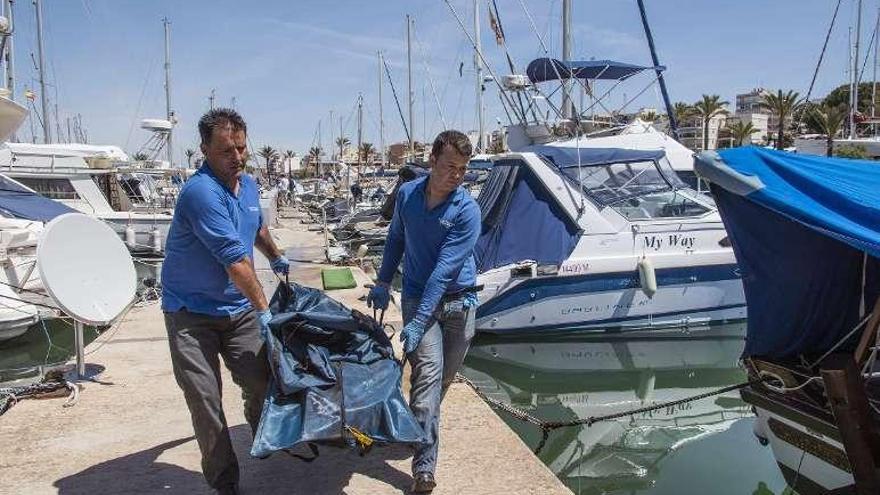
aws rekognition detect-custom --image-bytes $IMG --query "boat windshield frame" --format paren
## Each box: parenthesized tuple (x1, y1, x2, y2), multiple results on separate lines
(546, 155, 712, 220)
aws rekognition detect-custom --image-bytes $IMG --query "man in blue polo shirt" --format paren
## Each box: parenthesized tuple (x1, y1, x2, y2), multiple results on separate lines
(367, 130, 481, 493)
(162, 108, 289, 495)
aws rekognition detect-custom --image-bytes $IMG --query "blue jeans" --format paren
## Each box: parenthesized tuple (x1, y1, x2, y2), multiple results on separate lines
(402, 297, 476, 475)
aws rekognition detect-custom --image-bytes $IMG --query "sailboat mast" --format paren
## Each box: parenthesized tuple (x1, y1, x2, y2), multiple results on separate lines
(407, 15, 414, 161)
(357, 92, 363, 179)
(561, 0, 572, 121)
(474, 0, 484, 152)
(873, 8, 878, 137)
(163, 17, 173, 165)
(851, 0, 862, 139)
(378, 51, 386, 167)
(637, 0, 678, 140)
(33, 0, 49, 143)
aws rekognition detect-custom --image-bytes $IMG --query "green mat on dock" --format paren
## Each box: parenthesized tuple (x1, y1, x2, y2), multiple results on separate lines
(321, 267, 357, 290)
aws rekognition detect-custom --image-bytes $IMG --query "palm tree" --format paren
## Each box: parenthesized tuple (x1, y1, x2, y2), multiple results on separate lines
(335, 137, 350, 162)
(807, 103, 848, 157)
(673, 102, 694, 127)
(359, 142, 375, 163)
(258, 145, 279, 182)
(727, 121, 758, 147)
(184, 148, 196, 168)
(132, 152, 149, 162)
(759, 90, 801, 150)
(693, 95, 728, 151)
(283, 149, 296, 177)
(308, 146, 322, 177)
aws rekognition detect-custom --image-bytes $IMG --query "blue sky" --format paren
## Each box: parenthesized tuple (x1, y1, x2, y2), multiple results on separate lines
(6, 0, 870, 163)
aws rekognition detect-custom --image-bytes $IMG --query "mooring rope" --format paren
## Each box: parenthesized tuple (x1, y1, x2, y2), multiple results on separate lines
(454, 373, 758, 455)
(0, 377, 78, 416)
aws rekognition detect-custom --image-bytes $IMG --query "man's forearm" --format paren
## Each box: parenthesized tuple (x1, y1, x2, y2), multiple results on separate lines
(227, 256, 269, 311)
(255, 225, 283, 260)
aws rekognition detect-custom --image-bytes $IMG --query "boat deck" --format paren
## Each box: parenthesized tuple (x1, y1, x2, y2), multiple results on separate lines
(0, 208, 571, 495)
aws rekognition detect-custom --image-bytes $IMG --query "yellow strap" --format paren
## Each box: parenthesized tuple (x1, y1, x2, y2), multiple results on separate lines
(345, 425, 374, 449)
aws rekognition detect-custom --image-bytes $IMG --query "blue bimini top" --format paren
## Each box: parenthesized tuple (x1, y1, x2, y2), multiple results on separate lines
(161, 163, 263, 316)
(377, 176, 481, 321)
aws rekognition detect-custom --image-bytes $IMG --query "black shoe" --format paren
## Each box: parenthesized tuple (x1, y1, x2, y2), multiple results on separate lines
(411, 472, 436, 493)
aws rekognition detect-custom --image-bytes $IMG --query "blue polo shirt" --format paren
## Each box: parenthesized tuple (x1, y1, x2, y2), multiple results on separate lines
(161, 163, 263, 316)
(377, 176, 481, 320)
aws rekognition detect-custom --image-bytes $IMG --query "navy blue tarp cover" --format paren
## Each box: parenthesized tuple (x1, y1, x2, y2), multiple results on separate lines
(526, 58, 661, 83)
(694, 147, 880, 359)
(475, 159, 580, 272)
(0, 175, 75, 221)
(251, 282, 425, 458)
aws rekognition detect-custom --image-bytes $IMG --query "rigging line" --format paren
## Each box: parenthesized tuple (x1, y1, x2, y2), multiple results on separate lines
(517, 0, 550, 53)
(804, 0, 843, 104)
(857, 15, 878, 86)
(412, 26, 449, 130)
(489, 0, 532, 122)
(382, 57, 412, 143)
(125, 56, 159, 151)
(514, 0, 570, 125)
(441, 0, 525, 124)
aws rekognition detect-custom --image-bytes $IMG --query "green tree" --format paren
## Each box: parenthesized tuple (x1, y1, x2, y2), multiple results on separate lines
(759, 90, 801, 150)
(673, 102, 694, 127)
(835, 143, 869, 159)
(806, 103, 848, 157)
(257, 145, 280, 181)
(641, 110, 659, 122)
(132, 152, 149, 161)
(308, 146, 322, 177)
(693, 95, 728, 150)
(359, 142, 375, 163)
(727, 121, 758, 147)
(335, 137, 350, 162)
(184, 148, 196, 168)
(283, 149, 296, 177)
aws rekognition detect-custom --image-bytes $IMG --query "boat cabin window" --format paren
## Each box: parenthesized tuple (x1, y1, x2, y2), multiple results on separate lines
(560, 159, 711, 220)
(15, 177, 80, 200)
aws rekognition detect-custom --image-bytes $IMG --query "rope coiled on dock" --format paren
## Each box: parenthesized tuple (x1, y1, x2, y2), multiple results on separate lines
(454, 373, 758, 455)
(0, 376, 79, 416)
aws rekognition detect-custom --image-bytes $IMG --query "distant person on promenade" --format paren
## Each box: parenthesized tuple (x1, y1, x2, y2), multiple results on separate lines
(367, 130, 481, 493)
(161, 108, 290, 495)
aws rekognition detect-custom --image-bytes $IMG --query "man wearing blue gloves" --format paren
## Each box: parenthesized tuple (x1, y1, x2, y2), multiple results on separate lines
(161, 109, 289, 495)
(368, 130, 481, 493)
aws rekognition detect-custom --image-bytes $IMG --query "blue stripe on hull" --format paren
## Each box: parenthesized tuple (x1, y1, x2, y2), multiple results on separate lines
(476, 263, 742, 319)
(478, 303, 747, 334)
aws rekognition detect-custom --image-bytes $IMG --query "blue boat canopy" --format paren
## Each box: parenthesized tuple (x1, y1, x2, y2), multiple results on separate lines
(524, 146, 665, 168)
(0, 175, 76, 222)
(475, 158, 580, 272)
(526, 58, 662, 84)
(694, 147, 880, 360)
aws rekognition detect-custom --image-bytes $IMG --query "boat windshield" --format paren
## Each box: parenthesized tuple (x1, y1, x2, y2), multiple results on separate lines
(560, 159, 711, 220)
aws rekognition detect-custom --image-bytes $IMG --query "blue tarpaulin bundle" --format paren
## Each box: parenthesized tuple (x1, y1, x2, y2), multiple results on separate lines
(694, 147, 880, 360)
(251, 282, 425, 458)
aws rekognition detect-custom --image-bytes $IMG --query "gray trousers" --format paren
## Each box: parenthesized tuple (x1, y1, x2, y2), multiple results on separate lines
(402, 298, 476, 476)
(164, 308, 269, 489)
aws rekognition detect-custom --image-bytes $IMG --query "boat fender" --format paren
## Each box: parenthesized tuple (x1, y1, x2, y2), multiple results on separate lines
(151, 227, 162, 254)
(638, 256, 657, 298)
(125, 226, 136, 249)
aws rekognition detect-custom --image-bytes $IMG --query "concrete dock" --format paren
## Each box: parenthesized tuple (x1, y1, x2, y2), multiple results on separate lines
(0, 210, 571, 495)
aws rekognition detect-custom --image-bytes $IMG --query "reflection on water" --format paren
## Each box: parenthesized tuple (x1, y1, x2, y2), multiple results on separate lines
(461, 323, 791, 495)
(0, 260, 161, 386)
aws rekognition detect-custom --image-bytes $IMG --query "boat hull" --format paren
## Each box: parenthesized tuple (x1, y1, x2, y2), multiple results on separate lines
(476, 264, 746, 333)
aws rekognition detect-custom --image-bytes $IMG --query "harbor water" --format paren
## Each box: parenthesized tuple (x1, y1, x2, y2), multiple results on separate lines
(461, 323, 793, 495)
(0, 260, 161, 386)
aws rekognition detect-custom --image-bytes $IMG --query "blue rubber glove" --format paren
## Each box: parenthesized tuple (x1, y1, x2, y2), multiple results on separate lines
(366, 284, 390, 311)
(270, 255, 290, 275)
(400, 316, 429, 354)
(257, 309, 273, 339)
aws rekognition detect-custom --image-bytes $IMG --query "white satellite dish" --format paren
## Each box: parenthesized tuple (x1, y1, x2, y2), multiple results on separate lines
(38, 213, 137, 378)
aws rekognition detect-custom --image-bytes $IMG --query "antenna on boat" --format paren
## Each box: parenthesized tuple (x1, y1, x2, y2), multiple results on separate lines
(851, 0, 863, 139)
(33, 0, 49, 143)
(163, 17, 174, 166)
(37, 214, 136, 380)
